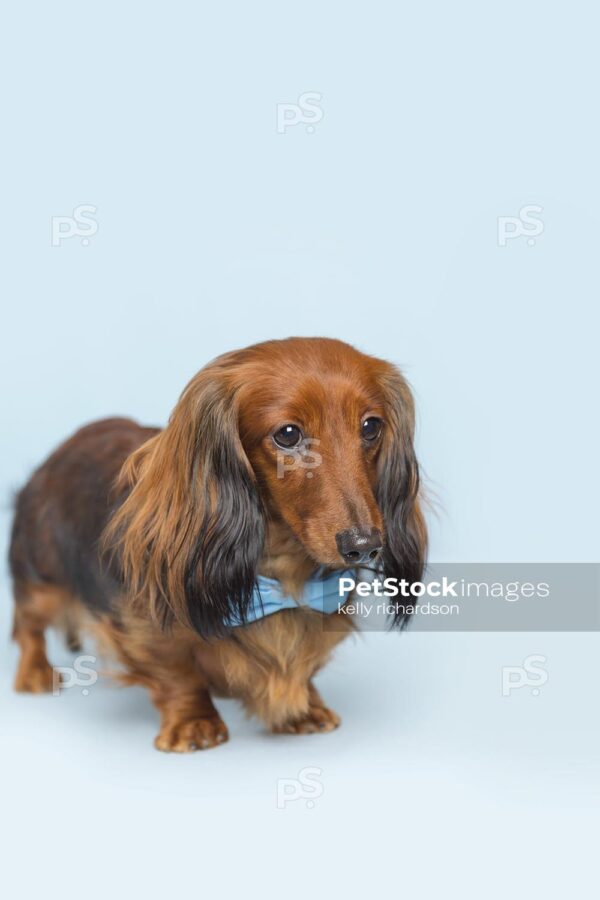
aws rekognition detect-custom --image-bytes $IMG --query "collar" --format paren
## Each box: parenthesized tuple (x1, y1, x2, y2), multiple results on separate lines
(226, 568, 356, 627)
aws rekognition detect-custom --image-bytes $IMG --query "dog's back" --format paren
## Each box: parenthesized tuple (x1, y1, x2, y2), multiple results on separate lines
(10, 417, 157, 617)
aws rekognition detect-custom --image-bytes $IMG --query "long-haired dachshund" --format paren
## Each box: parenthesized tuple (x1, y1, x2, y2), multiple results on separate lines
(9, 338, 426, 751)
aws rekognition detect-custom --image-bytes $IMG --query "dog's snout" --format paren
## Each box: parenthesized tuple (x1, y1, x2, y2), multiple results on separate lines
(335, 526, 383, 565)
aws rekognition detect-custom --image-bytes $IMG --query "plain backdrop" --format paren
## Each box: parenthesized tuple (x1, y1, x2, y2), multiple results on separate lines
(1, 2, 598, 898)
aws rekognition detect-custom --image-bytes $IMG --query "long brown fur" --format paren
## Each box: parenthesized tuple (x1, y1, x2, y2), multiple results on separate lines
(9, 338, 427, 751)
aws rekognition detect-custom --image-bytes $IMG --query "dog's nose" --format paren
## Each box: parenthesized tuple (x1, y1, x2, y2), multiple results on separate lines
(335, 527, 383, 565)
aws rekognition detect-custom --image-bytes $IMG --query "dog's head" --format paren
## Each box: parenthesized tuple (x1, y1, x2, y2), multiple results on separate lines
(108, 338, 427, 637)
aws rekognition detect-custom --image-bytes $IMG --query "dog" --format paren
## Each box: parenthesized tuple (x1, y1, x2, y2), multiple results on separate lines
(9, 337, 427, 751)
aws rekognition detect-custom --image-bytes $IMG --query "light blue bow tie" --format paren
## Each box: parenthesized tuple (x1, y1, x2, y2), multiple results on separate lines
(226, 568, 356, 627)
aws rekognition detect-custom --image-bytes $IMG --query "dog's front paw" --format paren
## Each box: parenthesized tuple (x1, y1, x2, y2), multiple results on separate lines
(274, 705, 341, 735)
(154, 716, 229, 753)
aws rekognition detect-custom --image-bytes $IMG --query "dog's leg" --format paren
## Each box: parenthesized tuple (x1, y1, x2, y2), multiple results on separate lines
(64, 611, 82, 653)
(272, 682, 341, 734)
(12, 584, 66, 694)
(151, 679, 229, 753)
(219, 611, 347, 733)
(106, 619, 229, 753)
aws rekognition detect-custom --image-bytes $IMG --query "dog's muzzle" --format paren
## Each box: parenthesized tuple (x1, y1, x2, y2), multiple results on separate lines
(335, 526, 383, 565)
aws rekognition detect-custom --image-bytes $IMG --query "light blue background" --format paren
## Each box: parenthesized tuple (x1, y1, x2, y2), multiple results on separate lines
(0, 2, 598, 898)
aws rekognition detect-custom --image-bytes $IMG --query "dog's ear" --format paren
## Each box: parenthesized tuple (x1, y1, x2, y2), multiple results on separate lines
(376, 366, 428, 628)
(104, 363, 265, 638)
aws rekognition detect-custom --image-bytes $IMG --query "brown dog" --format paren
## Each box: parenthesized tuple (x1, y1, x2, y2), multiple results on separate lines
(9, 337, 427, 751)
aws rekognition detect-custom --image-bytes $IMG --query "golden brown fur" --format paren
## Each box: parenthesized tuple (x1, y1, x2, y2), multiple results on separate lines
(9, 338, 427, 751)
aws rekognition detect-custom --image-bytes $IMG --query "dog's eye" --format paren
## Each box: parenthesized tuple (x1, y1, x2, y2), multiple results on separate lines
(273, 424, 303, 449)
(362, 416, 383, 442)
